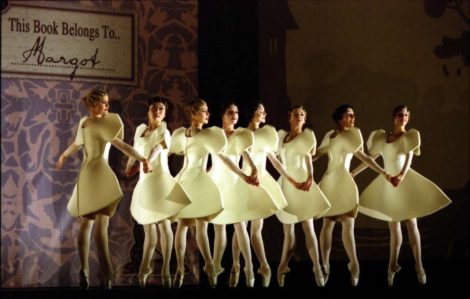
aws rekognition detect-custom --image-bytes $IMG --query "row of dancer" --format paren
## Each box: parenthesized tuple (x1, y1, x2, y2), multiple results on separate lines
(56, 88, 451, 289)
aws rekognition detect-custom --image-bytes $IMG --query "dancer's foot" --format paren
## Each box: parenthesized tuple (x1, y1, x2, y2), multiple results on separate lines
(276, 266, 290, 287)
(79, 268, 89, 290)
(138, 267, 152, 288)
(415, 265, 427, 285)
(321, 264, 330, 285)
(257, 264, 271, 288)
(203, 262, 217, 288)
(228, 264, 240, 288)
(387, 264, 401, 287)
(161, 267, 172, 288)
(347, 262, 359, 287)
(313, 265, 325, 287)
(244, 266, 255, 288)
(173, 266, 185, 288)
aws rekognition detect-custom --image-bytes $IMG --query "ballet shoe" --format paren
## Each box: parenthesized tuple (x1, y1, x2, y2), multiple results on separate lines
(387, 264, 401, 287)
(102, 271, 113, 290)
(347, 263, 359, 287)
(257, 265, 271, 288)
(321, 264, 330, 285)
(276, 267, 290, 287)
(415, 266, 427, 285)
(161, 269, 172, 288)
(203, 262, 217, 288)
(244, 266, 255, 288)
(138, 267, 152, 288)
(228, 264, 240, 288)
(79, 269, 89, 290)
(313, 266, 325, 287)
(173, 267, 185, 288)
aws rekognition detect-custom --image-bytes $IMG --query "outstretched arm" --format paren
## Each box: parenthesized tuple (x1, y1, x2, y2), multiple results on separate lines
(217, 153, 259, 186)
(312, 151, 324, 163)
(350, 153, 380, 178)
(56, 143, 81, 169)
(111, 138, 152, 173)
(267, 152, 304, 190)
(354, 150, 390, 181)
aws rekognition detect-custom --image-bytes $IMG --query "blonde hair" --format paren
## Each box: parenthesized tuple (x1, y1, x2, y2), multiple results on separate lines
(82, 89, 107, 108)
(184, 98, 207, 120)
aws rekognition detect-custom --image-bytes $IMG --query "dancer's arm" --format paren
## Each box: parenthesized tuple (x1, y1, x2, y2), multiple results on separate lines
(56, 143, 81, 169)
(350, 154, 380, 178)
(111, 138, 152, 173)
(217, 153, 259, 186)
(267, 152, 304, 190)
(354, 150, 390, 181)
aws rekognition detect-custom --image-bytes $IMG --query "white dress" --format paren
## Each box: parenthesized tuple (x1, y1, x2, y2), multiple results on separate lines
(170, 126, 227, 220)
(67, 113, 124, 217)
(276, 129, 331, 224)
(241, 125, 287, 213)
(209, 128, 279, 225)
(130, 122, 191, 225)
(317, 127, 364, 217)
(359, 129, 452, 221)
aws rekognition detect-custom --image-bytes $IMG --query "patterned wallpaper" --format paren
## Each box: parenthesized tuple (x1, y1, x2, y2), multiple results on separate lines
(1, 0, 198, 287)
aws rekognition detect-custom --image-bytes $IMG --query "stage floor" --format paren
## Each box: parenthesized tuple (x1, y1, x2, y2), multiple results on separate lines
(2, 259, 469, 298)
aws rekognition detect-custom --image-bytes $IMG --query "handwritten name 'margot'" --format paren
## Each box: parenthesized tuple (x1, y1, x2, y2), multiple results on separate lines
(22, 36, 100, 80)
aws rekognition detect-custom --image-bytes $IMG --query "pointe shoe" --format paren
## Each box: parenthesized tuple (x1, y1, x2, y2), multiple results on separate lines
(244, 267, 255, 288)
(228, 264, 240, 288)
(321, 264, 330, 285)
(313, 266, 325, 287)
(347, 263, 359, 287)
(387, 264, 401, 287)
(79, 269, 89, 290)
(103, 272, 114, 290)
(203, 263, 217, 288)
(415, 266, 427, 285)
(138, 268, 152, 288)
(173, 267, 185, 288)
(161, 269, 172, 288)
(257, 265, 271, 288)
(277, 267, 290, 287)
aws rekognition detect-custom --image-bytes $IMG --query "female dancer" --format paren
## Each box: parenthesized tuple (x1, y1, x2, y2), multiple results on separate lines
(125, 96, 190, 288)
(230, 103, 305, 288)
(276, 105, 331, 287)
(209, 103, 279, 287)
(56, 88, 151, 289)
(351, 105, 451, 286)
(170, 99, 257, 288)
(313, 104, 392, 286)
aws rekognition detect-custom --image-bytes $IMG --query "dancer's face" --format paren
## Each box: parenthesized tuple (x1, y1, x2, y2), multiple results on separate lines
(148, 102, 166, 123)
(393, 107, 409, 128)
(252, 104, 267, 124)
(289, 107, 306, 129)
(90, 95, 109, 117)
(193, 104, 210, 124)
(223, 104, 239, 127)
(339, 108, 355, 130)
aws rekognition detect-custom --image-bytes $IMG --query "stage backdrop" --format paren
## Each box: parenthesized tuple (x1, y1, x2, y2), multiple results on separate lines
(1, 0, 198, 288)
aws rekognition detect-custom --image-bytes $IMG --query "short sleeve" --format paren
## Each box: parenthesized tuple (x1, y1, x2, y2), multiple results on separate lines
(345, 127, 363, 153)
(134, 124, 148, 143)
(366, 129, 386, 155)
(169, 127, 186, 155)
(299, 128, 316, 155)
(225, 128, 254, 156)
(403, 129, 421, 156)
(101, 113, 124, 141)
(201, 126, 227, 154)
(254, 125, 278, 153)
(317, 130, 334, 154)
(74, 117, 87, 146)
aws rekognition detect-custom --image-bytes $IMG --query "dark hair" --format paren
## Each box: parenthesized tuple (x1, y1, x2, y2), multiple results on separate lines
(148, 96, 169, 111)
(392, 105, 410, 117)
(288, 105, 307, 117)
(332, 104, 353, 124)
(82, 88, 107, 108)
(184, 98, 207, 120)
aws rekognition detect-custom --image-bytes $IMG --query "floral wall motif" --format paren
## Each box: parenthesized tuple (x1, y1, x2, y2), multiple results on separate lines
(1, 0, 198, 287)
